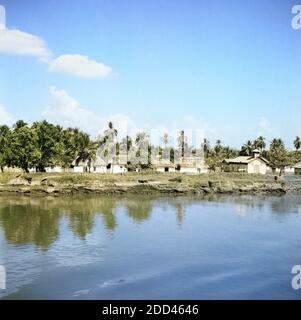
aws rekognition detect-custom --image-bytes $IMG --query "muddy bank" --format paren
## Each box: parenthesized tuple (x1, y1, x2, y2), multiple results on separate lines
(0, 173, 297, 196)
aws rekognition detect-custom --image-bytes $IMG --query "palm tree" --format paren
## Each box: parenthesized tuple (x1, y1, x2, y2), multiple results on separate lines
(135, 132, 150, 165)
(13, 120, 28, 130)
(294, 136, 301, 151)
(75, 133, 98, 172)
(162, 133, 170, 162)
(102, 122, 118, 172)
(120, 135, 132, 164)
(162, 133, 169, 148)
(241, 140, 253, 156)
(203, 138, 210, 155)
(0, 125, 11, 172)
(178, 130, 185, 159)
(270, 138, 284, 150)
(254, 136, 266, 152)
(214, 139, 222, 153)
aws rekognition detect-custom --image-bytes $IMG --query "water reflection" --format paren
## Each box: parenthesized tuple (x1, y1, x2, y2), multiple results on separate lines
(0, 194, 301, 250)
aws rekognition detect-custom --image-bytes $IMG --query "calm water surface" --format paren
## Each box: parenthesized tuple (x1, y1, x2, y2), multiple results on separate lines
(0, 194, 301, 300)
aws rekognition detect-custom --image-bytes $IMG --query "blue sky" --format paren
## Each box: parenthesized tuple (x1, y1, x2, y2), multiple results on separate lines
(0, 0, 300, 148)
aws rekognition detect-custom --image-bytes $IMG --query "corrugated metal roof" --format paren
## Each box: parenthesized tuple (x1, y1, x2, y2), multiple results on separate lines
(223, 156, 269, 164)
(294, 162, 301, 169)
(223, 156, 252, 164)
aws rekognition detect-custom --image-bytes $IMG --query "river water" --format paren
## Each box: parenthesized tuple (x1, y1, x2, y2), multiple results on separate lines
(0, 194, 300, 299)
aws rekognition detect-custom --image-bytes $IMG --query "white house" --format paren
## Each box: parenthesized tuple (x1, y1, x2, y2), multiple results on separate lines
(222, 149, 269, 175)
(45, 166, 64, 173)
(92, 154, 128, 174)
(267, 166, 295, 175)
(294, 162, 301, 175)
(154, 154, 208, 174)
(178, 156, 209, 174)
(156, 163, 176, 173)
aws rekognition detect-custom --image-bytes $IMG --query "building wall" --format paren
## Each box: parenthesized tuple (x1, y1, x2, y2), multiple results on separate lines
(295, 168, 301, 175)
(73, 166, 84, 173)
(267, 167, 295, 175)
(93, 165, 127, 174)
(156, 167, 176, 173)
(94, 166, 107, 173)
(3, 167, 23, 173)
(180, 166, 208, 174)
(247, 159, 267, 174)
(111, 165, 127, 174)
(223, 163, 248, 173)
(45, 166, 64, 173)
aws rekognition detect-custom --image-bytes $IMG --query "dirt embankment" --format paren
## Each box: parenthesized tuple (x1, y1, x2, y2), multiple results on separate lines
(0, 172, 298, 196)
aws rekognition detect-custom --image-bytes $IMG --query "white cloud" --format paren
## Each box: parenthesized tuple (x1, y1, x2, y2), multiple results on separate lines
(0, 28, 51, 61)
(43, 87, 132, 137)
(48, 54, 112, 78)
(258, 117, 272, 136)
(0, 5, 6, 30)
(43, 87, 219, 147)
(0, 8, 112, 77)
(43, 86, 102, 135)
(0, 105, 14, 125)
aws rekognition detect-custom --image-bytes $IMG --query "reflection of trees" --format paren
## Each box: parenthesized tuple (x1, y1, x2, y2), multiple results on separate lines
(0, 196, 121, 248)
(175, 204, 185, 225)
(0, 196, 155, 249)
(46, 197, 118, 235)
(68, 211, 95, 240)
(0, 202, 60, 250)
(98, 198, 117, 232)
(269, 195, 301, 215)
(122, 199, 152, 223)
(1, 193, 297, 251)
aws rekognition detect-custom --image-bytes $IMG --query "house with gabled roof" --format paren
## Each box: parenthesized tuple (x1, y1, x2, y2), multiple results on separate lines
(222, 149, 269, 175)
(294, 162, 301, 175)
(177, 156, 208, 174)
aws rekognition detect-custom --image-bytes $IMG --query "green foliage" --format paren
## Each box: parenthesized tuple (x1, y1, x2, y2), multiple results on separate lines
(268, 139, 293, 176)
(32, 121, 64, 171)
(240, 136, 266, 156)
(0, 125, 11, 172)
(205, 140, 238, 172)
(9, 124, 41, 172)
(0, 121, 97, 173)
(294, 136, 301, 151)
(1, 120, 301, 176)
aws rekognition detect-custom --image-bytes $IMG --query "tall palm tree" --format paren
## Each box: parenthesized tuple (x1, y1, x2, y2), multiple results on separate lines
(254, 136, 266, 152)
(0, 125, 11, 172)
(162, 133, 169, 148)
(214, 139, 222, 153)
(241, 140, 253, 156)
(102, 122, 118, 172)
(135, 132, 150, 165)
(75, 133, 98, 172)
(13, 120, 28, 130)
(203, 138, 210, 155)
(270, 138, 284, 150)
(162, 133, 170, 162)
(294, 136, 301, 151)
(178, 130, 185, 159)
(120, 135, 132, 164)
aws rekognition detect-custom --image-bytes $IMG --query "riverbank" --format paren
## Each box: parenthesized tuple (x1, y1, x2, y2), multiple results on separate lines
(1, 172, 300, 195)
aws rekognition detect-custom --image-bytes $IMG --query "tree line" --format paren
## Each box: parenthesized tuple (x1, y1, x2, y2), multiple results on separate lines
(0, 120, 301, 173)
(204, 136, 301, 174)
(0, 120, 98, 172)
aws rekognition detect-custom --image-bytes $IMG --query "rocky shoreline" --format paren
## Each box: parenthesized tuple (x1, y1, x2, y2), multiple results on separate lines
(0, 173, 300, 196)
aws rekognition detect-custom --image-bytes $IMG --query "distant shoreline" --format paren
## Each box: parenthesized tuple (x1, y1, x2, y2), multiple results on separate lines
(1, 172, 300, 196)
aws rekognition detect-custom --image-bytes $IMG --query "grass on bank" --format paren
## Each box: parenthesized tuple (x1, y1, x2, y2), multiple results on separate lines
(0, 171, 281, 187)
